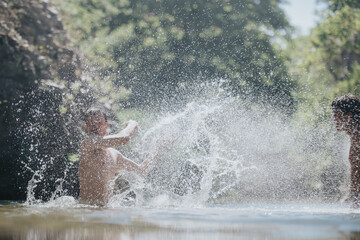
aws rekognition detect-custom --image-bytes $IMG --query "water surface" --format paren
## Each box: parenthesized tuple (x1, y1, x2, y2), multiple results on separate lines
(1, 200, 360, 240)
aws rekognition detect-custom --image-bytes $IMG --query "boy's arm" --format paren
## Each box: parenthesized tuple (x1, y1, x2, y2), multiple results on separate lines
(115, 152, 146, 177)
(115, 136, 177, 178)
(93, 120, 138, 149)
(137, 142, 172, 176)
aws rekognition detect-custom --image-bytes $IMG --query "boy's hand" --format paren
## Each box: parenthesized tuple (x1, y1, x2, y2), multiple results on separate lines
(125, 120, 139, 130)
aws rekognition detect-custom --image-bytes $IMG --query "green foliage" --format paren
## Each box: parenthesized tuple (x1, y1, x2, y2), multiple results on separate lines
(284, 33, 334, 126)
(54, 0, 295, 110)
(286, 0, 360, 127)
(324, 0, 360, 11)
(336, 62, 360, 96)
(68, 154, 79, 163)
(312, 2, 360, 82)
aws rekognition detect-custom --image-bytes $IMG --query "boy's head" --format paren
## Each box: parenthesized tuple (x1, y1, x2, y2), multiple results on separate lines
(332, 94, 360, 133)
(85, 107, 108, 136)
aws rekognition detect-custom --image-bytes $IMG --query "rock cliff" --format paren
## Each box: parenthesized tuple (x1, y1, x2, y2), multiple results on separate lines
(0, 0, 88, 200)
(0, 0, 81, 99)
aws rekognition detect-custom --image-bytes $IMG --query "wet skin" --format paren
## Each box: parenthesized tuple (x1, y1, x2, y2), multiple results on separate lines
(79, 114, 168, 205)
(333, 109, 360, 206)
(79, 114, 142, 205)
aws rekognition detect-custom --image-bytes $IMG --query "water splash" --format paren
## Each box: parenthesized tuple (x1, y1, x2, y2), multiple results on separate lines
(112, 89, 349, 207)
(22, 82, 349, 207)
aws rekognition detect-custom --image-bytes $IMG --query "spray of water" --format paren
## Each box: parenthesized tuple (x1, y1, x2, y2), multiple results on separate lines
(105, 81, 349, 207)
(22, 81, 349, 207)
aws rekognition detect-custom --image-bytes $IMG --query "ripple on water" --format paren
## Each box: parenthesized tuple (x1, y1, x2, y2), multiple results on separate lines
(1, 201, 360, 240)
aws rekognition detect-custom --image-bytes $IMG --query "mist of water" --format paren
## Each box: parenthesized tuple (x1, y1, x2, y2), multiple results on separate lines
(22, 81, 350, 207)
(104, 82, 348, 207)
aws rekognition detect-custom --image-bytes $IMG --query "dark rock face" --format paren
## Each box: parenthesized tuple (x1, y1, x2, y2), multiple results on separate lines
(0, 0, 80, 98)
(0, 0, 90, 201)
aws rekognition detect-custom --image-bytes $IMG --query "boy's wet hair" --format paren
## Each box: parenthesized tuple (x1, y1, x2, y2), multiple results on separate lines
(332, 94, 360, 126)
(85, 107, 107, 123)
(332, 94, 360, 115)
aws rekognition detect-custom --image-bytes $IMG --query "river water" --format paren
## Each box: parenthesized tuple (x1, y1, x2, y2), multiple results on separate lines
(1, 199, 360, 240)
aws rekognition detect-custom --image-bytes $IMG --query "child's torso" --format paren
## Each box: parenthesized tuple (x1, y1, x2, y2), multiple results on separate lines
(79, 147, 118, 204)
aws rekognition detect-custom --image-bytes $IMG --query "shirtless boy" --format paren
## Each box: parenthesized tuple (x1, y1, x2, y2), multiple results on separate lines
(332, 94, 360, 207)
(78, 107, 161, 205)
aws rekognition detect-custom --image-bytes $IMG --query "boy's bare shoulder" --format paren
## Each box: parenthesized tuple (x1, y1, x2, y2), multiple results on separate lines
(80, 135, 103, 152)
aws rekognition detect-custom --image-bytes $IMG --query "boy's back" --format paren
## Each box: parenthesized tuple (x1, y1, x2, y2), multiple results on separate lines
(78, 137, 119, 205)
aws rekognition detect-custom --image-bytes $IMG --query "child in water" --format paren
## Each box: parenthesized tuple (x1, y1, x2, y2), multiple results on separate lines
(332, 94, 360, 207)
(78, 107, 165, 205)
